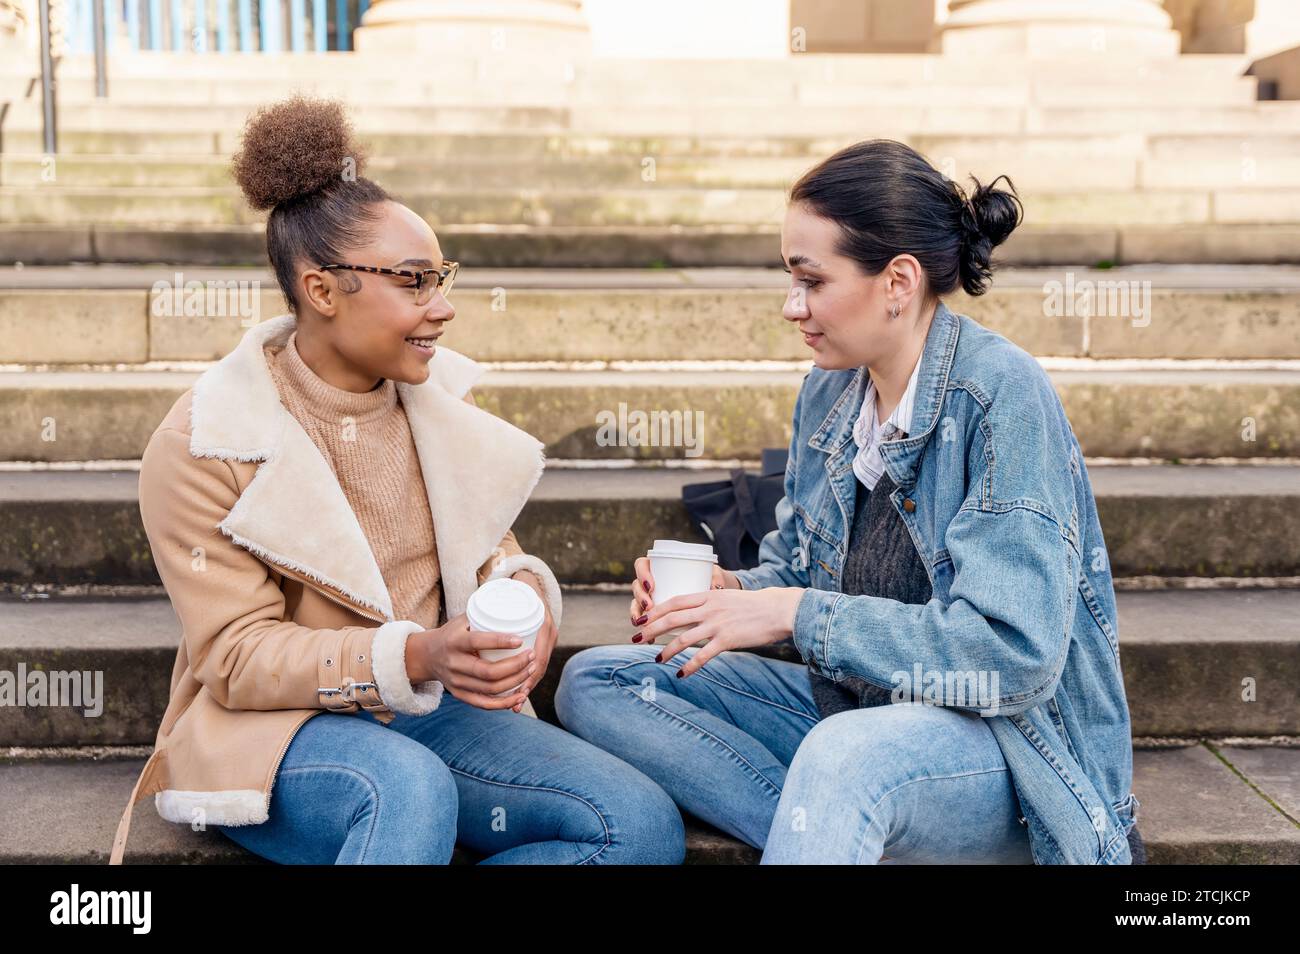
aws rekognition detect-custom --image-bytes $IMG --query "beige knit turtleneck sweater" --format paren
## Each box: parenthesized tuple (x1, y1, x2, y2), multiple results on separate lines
(264, 330, 444, 628)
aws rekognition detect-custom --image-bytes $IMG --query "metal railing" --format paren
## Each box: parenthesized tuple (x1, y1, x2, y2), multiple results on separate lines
(24, 0, 373, 154)
(61, 0, 372, 53)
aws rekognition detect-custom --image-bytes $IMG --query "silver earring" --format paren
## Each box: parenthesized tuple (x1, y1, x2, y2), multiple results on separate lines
(889, 303, 901, 320)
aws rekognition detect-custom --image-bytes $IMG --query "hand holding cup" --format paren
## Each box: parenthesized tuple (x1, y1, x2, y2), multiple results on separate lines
(629, 539, 737, 641)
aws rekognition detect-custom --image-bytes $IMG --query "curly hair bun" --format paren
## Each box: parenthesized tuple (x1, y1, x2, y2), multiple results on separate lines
(231, 95, 368, 211)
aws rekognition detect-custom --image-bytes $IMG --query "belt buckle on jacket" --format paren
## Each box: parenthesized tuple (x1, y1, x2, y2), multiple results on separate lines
(318, 676, 381, 712)
(342, 676, 386, 711)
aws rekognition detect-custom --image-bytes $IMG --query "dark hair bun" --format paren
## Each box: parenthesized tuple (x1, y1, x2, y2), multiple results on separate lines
(231, 95, 367, 211)
(957, 174, 1023, 296)
(790, 140, 1023, 302)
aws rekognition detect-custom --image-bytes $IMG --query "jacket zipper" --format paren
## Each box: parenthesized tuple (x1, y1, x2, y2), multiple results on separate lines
(266, 709, 322, 814)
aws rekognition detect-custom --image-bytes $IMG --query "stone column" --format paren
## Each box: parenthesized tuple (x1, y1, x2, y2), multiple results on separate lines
(1172, 0, 1300, 59)
(939, 0, 1181, 56)
(0, 0, 31, 51)
(353, 0, 592, 57)
(3, 0, 67, 55)
(789, 0, 941, 53)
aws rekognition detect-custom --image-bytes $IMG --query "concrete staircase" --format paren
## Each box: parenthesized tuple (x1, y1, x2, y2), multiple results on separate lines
(2, 262, 1299, 863)
(1, 48, 1299, 863)
(2, 51, 1300, 267)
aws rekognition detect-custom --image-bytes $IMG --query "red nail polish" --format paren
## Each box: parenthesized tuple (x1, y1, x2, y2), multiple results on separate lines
(634, 614, 648, 626)
(675, 669, 684, 678)
(632, 633, 643, 643)
(654, 652, 663, 663)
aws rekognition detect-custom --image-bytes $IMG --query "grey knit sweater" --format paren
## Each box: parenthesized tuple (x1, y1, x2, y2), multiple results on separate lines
(808, 469, 930, 717)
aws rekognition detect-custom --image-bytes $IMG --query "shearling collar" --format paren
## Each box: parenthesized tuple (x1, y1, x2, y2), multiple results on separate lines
(187, 313, 545, 623)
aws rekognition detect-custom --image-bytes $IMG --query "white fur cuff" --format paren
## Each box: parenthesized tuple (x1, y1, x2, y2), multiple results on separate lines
(156, 788, 268, 826)
(485, 554, 564, 628)
(370, 619, 445, 716)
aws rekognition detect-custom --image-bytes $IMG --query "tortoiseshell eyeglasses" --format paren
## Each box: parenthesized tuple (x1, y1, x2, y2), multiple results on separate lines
(318, 260, 459, 306)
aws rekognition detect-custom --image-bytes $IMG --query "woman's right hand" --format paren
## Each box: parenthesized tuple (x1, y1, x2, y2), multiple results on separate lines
(631, 557, 739, 631)
(408, 613, 534, 710)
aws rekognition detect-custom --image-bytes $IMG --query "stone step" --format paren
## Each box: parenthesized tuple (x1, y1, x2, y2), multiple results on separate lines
(0, 366, 1296, 461)
(7, 127, 1300, 164)
(1, 588, 1296, 746)
(11, 263, 1299, 292)
(0, 754, 756, 864)
(0, 129, 897, 159)
(9, 99, 1299, 139)
(7, 184, 1300, 229)
(5, 222, 1298, 269)
(916, 133, 1300, 160)
(0, 103, 575, 136)
(27, 54, 1258, 106)
(4, 84, 1262, 123)
(4, 266, 1300, 362)
(7, 151, 1300, 195)
(4, 50, 1251, 86)
(1, 465, 1297, 585)
(0, 154, 824, 191)
(561, 103, 1300, 138)
(34, 79, 1263, 112)
(1, 739, 1295, 864)
(466, 367, 1300, 461)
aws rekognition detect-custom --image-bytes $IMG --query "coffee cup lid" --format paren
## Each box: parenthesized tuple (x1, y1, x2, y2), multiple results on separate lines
(647, 539, 718, 563)
(466, 578, 546, 635)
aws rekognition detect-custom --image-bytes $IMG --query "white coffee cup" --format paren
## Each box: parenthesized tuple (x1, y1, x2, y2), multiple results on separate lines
(646, 539, 718, 639)
(466, 579, 547, 678)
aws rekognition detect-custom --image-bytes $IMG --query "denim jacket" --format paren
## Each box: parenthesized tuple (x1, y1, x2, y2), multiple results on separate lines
(733, 300, 1140, 864)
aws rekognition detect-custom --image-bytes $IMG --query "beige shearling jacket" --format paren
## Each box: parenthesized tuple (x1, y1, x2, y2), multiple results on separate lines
(109, 313, 563, 864)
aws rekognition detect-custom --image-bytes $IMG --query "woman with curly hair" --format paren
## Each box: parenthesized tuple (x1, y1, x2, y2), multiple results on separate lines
(109, 96, 685, 865)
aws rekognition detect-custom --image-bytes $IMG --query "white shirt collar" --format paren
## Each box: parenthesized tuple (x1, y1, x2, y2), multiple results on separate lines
(857, 351, 923, 443)
(850, 353, 923, 490)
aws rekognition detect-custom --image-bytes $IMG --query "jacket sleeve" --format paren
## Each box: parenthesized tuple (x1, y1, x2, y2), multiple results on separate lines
(791, 389, 1079, 718)
(731, 375, 812, 591)
(139, 425, 442, 717)
(462, 391, 564, 627)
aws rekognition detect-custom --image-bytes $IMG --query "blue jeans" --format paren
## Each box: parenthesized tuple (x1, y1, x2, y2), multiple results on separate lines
(214, 690, 686, 864)
(555, 644, 1035, 864)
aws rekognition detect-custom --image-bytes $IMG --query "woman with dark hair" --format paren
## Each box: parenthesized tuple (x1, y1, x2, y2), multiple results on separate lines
(557, 139, 1144, 864)
(109, 96, 685, 865)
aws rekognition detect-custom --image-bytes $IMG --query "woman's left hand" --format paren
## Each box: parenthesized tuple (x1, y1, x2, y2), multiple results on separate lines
(512, 571, 559, 712)
(633, 587, 805, 679)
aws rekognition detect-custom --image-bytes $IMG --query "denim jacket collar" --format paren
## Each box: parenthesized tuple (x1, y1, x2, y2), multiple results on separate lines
(807, 300, 962, 492)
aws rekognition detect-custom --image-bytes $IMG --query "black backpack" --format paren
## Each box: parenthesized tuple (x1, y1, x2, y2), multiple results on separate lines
(681, 448, 789, 572)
